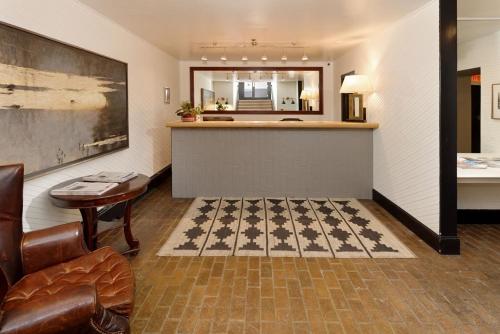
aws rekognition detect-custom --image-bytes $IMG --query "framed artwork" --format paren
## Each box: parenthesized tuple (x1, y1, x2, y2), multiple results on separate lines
(164, 87, 170, 104)
(0, 22, 129, 178)
(492, 84, 500, 119)
(201, 88, 215, 109)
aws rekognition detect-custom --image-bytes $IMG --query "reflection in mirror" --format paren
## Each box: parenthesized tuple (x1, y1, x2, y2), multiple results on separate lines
(191, 68, 322, 114)
(457, 15, 500, 154)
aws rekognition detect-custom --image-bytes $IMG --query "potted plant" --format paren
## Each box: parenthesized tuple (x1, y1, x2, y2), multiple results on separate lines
(176, 101, 203, 122)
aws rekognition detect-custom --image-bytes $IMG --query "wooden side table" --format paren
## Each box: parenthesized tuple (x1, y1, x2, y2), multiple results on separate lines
(49, 174, 150, 254)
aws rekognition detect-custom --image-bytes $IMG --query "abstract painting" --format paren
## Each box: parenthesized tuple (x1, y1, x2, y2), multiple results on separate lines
(201, 88, 215, 109)
(0, 23, 128, 178)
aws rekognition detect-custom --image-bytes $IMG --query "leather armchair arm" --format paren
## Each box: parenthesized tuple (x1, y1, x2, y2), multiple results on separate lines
(21, 222, 89, 275)
(0, 285, 97, 334)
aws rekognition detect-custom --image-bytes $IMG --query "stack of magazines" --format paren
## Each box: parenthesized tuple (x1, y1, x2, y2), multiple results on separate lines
(83, 171, 138, 183)
(51, 172, 138, 196)
(50, 182, 119, 196)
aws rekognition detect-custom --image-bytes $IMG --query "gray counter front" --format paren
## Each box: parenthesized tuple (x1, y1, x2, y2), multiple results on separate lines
(168, 121, 377, 198)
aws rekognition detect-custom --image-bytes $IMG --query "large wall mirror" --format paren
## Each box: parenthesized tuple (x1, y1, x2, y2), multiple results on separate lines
(190, 67, 323, 114)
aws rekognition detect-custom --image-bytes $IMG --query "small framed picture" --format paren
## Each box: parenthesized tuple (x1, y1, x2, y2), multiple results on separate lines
(164, 87, 170, 104)
(492, 84, 500, 119)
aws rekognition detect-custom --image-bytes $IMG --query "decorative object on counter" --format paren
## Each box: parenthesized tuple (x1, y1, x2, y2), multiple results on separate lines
(203, 116, 234, 121)
(164, 87, 170, 104)
(49, 174, 150, 253)
(176, 101, 203, 122)
(492, 83, 500, 119)
(340, 74, 373, 122)
(281, 118, 303, 121)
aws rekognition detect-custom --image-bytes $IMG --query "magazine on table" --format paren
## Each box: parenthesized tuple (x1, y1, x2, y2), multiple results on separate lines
(83, 171, 138, 183)
(50, 182, 119, 196)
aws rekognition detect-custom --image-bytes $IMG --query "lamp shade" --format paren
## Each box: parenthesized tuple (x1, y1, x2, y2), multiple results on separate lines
(300, 90, 310, 100)
(339, 75, 373, 94)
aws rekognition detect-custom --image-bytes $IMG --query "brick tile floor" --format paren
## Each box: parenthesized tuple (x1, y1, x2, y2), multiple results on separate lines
(99, 179, 500, 334)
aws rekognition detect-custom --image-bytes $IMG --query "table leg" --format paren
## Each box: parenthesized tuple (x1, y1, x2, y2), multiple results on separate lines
(79, 208, 98, 251)
(123, 201, 140, 254)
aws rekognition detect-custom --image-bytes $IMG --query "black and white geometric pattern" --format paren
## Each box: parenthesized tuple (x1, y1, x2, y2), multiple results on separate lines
(309, 199, 368, 258)
(157, 197, 415, 258)
(331, 199, 414, 258)
(287, 198, 331, 257)
(234, 198, 267, 256)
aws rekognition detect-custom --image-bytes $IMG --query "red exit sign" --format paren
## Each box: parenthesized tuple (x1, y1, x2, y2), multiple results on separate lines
(471, 74, 481, 83)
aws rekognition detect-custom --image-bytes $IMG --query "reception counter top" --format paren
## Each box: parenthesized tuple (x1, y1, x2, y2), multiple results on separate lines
(166, 120, 379, 129)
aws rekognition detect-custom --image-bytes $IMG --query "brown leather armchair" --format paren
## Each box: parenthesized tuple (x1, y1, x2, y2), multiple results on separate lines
(0, 164, 134, 334)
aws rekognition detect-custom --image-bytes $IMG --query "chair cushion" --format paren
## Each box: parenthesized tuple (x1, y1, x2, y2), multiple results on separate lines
(2, 247, 134, 316)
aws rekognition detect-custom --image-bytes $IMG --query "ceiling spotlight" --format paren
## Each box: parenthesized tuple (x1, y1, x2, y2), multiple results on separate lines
(281, 48, 287, 63)
(242, 55, 248, 62)
(261, 55, 268, 62)
(201, 55, 208, 62)
(220, 48, 227, 62)
(302, 48, 309, 62)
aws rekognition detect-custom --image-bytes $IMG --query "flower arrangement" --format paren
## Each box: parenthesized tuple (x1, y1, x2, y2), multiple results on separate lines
(176, 101, 203, 122)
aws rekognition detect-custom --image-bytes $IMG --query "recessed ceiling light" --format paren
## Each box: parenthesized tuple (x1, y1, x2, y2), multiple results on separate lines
(302, 54, 309, 61)
(242, 55, 248, 62)
(281, 55, 287, 62)
(261, 55, 268, 61)
(201, 55, 208, 62)
(220, 55, 227, 61)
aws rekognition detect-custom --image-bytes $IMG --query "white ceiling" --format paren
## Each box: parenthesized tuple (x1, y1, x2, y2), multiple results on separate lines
(458, 0, 500, 44)
(79, 0, 432, 61)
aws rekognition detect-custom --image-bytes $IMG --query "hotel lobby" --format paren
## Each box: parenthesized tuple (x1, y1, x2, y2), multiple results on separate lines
(0, 0, 499, 333)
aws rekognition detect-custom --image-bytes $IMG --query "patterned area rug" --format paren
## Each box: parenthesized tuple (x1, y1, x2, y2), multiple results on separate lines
(157, 198, 415, 258)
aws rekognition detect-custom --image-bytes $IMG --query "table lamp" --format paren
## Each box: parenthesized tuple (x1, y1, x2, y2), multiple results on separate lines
(300, 90, 311, 111)
(339, 75, 373, 122)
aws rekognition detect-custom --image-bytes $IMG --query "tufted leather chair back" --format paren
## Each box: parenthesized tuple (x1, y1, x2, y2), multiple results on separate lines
(0, 164, 24, 302)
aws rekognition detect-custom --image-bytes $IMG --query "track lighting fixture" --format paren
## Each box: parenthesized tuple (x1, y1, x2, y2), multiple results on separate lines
(199, 40, 309, 63)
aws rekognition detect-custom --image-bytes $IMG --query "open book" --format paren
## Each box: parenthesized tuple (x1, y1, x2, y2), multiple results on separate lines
(50, 182, 119, 196)
(83, 171, 138, 183)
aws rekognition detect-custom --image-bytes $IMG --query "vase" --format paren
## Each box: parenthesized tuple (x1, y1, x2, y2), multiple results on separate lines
(181, 115, 196, 122)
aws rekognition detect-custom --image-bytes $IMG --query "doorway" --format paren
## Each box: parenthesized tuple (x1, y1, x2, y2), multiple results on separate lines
(457, 68, 481, 153)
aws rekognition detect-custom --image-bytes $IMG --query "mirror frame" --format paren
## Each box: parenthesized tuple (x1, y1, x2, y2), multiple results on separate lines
(190, 66, 323, 115)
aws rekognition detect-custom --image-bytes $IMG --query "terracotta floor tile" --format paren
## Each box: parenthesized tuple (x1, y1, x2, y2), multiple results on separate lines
(95, 180, 500, 334)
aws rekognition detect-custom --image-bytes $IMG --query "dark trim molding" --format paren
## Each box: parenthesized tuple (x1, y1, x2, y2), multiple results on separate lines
(458, 210, 500, 224)
(190, 66, 324, 115)
(439, 0, 460, 253)
(99, 164, 172, 221)
(373, 190, 460, 255)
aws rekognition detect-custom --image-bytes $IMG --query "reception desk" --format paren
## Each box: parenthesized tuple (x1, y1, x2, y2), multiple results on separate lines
(166, 121, 379, 198)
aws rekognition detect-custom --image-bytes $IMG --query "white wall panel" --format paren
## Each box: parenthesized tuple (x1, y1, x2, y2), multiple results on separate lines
(0, 0, 180, 231)
(333, 0, 441, 233)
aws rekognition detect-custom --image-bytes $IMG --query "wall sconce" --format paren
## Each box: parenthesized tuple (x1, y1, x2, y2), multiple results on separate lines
(339, 75, 373, 122)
